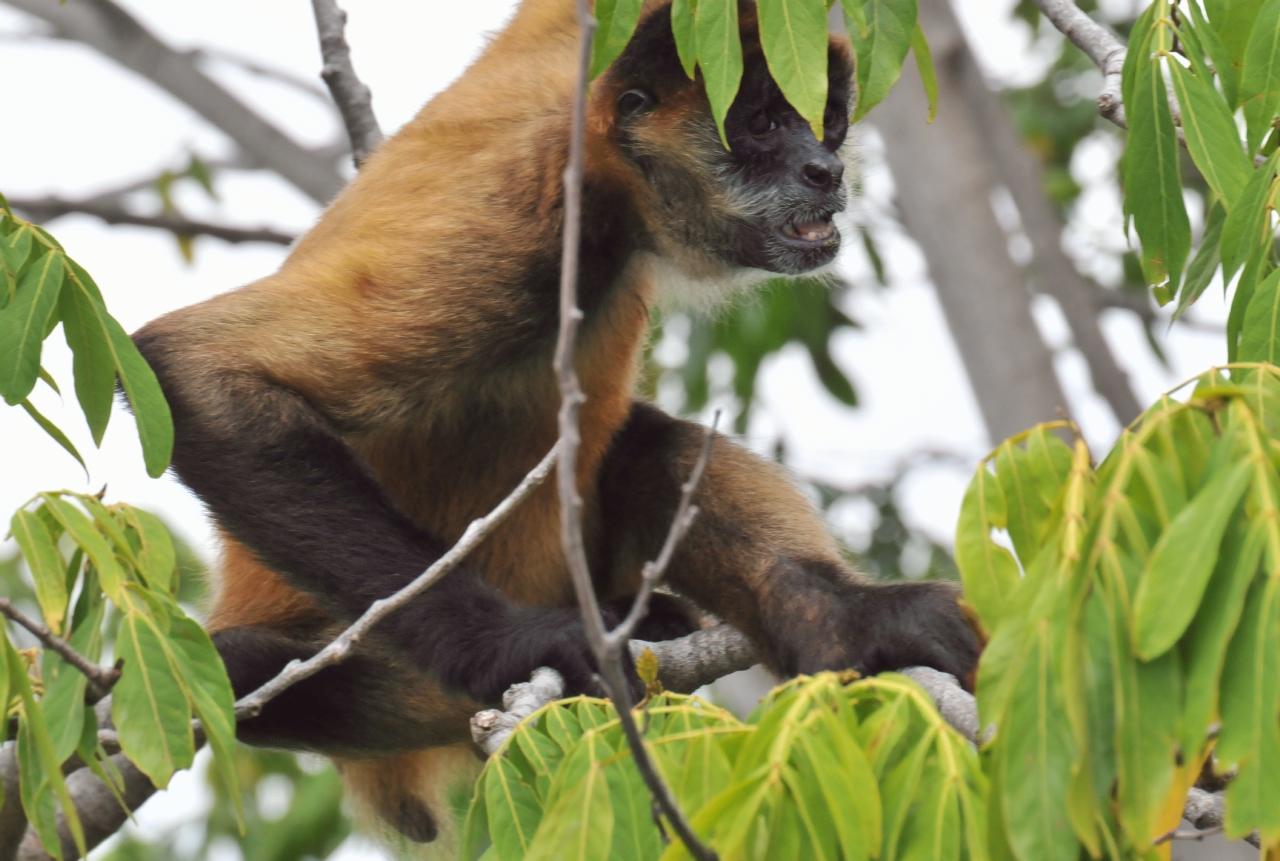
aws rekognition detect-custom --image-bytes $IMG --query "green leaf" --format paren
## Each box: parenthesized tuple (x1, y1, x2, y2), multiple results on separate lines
(19, 400, 86, 476)
(57, 272, 115, 446)
(840, 0, 867, 39)
(0, 249, 64, 405)
(1124, 29, 1192, 288)
(1175, 199, 1225, 320)
(1000, 630, 1079, 861)
(847, 0, 917, 123)
(10, 510, 69, 635)
(1188, 0, 1240, 106)
(9, 639, 85, 859)
(124, 508, 177, 593)
(1240, 266, 1280, 362)
(0, 223, 32, 278)
(525, 737, 614, 861)
(671, 0, 698, 78)
(1241, 0, 1280, 153)
(1168, 59, 1250, 204)
(910, 22, 937, 123)
(590, 0, 643, 80)
(1180, 517, 1265, 757)
(757, 0, 829, 138)
(41, 596, 104, 764)
(1132, 458, 1252, 659)
(112, 613, 196, 788)
(62, 261, 173, 475)
(1220, 150, 1279, 282)
(40, 497, 126, 603)
(486, 757, 543, 861)
(696, 0, 744, 147)
(603, 754, 662, 861)
(166, 614, 240, 820)
(1216, 576, 1280, 840)
(954, 466, 1019, 632)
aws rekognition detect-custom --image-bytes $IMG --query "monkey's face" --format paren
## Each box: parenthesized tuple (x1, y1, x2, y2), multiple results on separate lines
(604, 7, 853, 278)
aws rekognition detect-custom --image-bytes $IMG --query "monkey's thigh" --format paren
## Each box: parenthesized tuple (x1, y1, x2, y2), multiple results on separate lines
(212, 626, 482, 756)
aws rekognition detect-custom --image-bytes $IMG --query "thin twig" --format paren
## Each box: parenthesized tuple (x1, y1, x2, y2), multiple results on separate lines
(232, 447, 556, 721)
(1155, 824, 1224, 845)
(0, 600, 117, 702)
(551, 3, 717, 858)
(8, 198, 297, 246)
(309, 0, 382, 167)
(612, 418, 716, 644)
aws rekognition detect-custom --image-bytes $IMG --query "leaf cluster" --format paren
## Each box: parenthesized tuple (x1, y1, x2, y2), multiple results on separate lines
(591, 0, 936, 147)
(958, 366, 1280, 857)
(0, 193, 172, 478)
(464, 672, 984, 861)
(3, 491, 239, 859)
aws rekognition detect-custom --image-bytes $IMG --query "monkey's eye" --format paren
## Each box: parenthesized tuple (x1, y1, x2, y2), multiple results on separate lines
(747, 110, 778, 136)
(618, 88, 658, 118)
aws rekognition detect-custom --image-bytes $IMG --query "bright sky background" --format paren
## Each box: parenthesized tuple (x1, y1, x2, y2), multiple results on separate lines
(0, 0, 1230, 857)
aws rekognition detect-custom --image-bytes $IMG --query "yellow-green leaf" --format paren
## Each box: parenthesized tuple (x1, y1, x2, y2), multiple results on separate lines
(910, 21, 937, 123)
(1133, 458, 1252, 659)
(696, 0, 744, 147)
(10, 510, 68, 635)
(955, 466, 1019, 631)
(590, 0, 644, 80)
(0, 249, 63, 405)
(847, 0, 917, 123)
(757, 0, 830, 139)
(671, 0, 698, 78)
(112, 613, 195, 788)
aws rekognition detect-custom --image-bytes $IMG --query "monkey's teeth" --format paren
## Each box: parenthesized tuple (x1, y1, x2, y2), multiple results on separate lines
(783, 220, 835, 243)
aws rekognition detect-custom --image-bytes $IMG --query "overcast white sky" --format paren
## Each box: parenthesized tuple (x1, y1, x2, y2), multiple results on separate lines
(0, 0, 1229, 857)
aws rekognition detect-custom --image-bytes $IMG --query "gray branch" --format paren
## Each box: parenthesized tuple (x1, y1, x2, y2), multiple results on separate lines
(1, 0, 346, 204)
(9, 197, 297, 246)
(309, 0, 382, 167)
(1031, 0, 1127, 127)
(0, 599, 118, 702)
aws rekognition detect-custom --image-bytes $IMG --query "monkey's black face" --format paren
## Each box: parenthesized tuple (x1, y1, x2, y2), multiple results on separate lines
(716, 56, 850, 274)
(606, 8, 854, 278)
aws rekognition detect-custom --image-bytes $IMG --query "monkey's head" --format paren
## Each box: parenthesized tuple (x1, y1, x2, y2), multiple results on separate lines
(596, 2, 852, 279)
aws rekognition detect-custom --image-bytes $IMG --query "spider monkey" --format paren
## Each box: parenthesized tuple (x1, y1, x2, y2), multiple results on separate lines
(132, 0, 978, 847)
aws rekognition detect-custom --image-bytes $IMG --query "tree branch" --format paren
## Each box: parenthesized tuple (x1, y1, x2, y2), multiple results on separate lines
(1030, 0, 1127, 128)
(309, 0, 382, 167)
(0, 600, 117, 702)
(0, 0, 346, 203)
(551, 7, 716, 859)
(8, 197, 297, 246)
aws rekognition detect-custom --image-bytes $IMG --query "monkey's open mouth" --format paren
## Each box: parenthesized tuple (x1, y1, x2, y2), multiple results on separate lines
(779, 218, 836, 246)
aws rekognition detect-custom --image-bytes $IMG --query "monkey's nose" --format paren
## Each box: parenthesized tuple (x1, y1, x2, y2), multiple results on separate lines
(801, 158, 843, 191)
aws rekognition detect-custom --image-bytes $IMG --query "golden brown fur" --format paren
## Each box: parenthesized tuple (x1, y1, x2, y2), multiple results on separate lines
(132, 0, 976, 852)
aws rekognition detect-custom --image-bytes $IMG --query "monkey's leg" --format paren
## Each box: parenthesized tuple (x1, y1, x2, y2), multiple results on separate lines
(212, 626, 480, 756)
(597, 403, 979, 681)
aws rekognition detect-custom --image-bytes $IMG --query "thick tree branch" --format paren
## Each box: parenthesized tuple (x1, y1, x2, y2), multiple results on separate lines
(8, 197, 297, 246)
(309, 0, 382, 167)
(0, 600, 117, 701)
(0, 0, 346, 203)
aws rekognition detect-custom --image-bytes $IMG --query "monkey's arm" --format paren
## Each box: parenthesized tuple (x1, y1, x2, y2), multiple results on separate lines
(599, 403, 979, 681)
(135, 330, 608, 704)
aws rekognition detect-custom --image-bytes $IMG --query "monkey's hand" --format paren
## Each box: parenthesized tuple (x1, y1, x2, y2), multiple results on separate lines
(761, 568, 979, 685)
(440, 595, 697, 706)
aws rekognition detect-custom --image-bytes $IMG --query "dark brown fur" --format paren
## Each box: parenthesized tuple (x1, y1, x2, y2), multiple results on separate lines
(132, 0, 977, 848)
